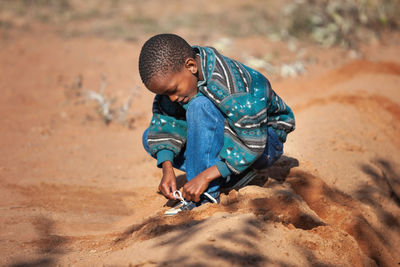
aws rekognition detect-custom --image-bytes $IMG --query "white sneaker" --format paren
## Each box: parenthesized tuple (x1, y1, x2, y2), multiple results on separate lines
(164, 200, 197, 216)
(163, 191, 219, 216)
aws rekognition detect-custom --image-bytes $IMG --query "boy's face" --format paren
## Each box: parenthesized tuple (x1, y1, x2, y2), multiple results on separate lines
(147, 58, 199, 104)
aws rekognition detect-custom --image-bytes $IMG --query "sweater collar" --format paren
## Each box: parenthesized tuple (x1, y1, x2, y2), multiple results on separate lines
(192, 45, 210, 87)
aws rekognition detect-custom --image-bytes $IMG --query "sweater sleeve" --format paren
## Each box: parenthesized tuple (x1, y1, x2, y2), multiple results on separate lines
(266, 89, 296, 143)
(147, 95, 187, 167)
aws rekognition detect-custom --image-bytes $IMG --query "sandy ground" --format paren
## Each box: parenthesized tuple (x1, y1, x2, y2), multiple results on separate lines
(1, 23, 400, 266)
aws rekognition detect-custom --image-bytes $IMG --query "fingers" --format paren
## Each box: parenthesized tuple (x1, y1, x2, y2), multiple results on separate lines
(171, 183, 177, 196)
(159, 183, 176, 200)
(182, 186, 189, 200)
(182, 186, 201, 203)
(193, 193, 200, 203)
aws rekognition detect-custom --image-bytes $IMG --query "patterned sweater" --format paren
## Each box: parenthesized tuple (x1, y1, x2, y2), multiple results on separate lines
(147, 46, 295, 177)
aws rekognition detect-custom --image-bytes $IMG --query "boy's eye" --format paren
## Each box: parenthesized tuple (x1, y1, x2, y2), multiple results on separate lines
(164, 87, 177, 96)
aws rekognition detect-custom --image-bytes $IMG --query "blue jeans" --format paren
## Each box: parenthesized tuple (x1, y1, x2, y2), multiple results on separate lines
(142, 96, 283, 197)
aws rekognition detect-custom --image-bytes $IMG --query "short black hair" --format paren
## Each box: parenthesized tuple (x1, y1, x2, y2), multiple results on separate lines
(138, 33, 195, 86)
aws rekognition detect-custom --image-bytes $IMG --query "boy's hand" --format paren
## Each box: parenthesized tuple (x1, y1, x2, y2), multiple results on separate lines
(183, 165, 221, 202)
(182, 175, 210, 203)
(159, 161, 177, 200)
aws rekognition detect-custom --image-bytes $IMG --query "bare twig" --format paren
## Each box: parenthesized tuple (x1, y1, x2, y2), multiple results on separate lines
(85, 74, 113, 124)
(81, 74, 137, 126)
(118, 86, 137, 123)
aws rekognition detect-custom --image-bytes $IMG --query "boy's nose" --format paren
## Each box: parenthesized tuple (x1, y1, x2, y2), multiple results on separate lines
(169, 95, 178, 102)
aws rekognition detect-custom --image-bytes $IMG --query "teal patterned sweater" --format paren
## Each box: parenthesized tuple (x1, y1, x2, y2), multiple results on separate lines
(147, 46, 295, 177)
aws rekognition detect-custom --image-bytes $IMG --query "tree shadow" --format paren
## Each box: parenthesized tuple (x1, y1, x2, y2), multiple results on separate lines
(9, 216, 69, 267)
(113, 185, 320, 266)
(117, 155, 400, 266)
(199, 244, 266, 266)
(116, 154, 397, 266)
(357, 158, 400, 207)
(286, 165, 399, 267)
(153, 216, 298, 267)
(354, 158, 400, 237)
(354, 159, 400, 233)
(114, 162, 329, 266)
(113, 210, 205, 245)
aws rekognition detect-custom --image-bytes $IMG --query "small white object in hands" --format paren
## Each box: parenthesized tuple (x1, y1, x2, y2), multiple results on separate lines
(173, 190, 187, 205)
(164, 190, 191, 216)
(164, 190, 218, 216)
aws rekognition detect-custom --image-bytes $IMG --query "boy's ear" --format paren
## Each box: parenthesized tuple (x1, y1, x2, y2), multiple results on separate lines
(184, 58, 198, 74)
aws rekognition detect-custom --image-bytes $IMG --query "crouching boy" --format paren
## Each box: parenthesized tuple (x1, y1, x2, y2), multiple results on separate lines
(139, 34, 295, 215)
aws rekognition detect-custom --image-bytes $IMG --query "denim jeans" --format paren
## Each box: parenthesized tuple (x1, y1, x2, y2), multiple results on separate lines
(142, 95, 283, 197)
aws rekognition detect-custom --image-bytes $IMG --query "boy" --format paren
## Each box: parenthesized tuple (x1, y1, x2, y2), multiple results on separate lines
(139, 34, 295, 214)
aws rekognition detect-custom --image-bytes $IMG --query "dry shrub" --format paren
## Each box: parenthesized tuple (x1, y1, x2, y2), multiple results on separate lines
(282, 0, 400, 48)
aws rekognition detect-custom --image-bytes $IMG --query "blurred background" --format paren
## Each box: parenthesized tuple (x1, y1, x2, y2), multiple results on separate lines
(1, 0, 399, 88)
(1, 0, 399, 46)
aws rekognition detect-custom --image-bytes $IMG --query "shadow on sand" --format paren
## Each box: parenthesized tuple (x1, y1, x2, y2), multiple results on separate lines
(113, 156, 340, 266)
(284, 157, 400, 267)
(9, 217, 69, 267)
(112, 155, 400, 266)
